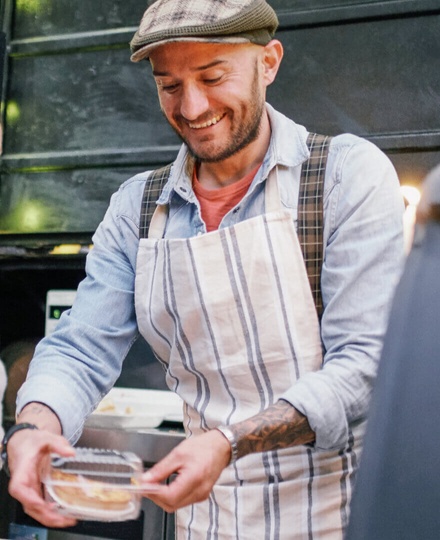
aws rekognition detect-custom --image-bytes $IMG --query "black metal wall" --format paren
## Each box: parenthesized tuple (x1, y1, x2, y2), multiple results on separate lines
(0, 0, 439, 344)
(1, 0, 439, 237)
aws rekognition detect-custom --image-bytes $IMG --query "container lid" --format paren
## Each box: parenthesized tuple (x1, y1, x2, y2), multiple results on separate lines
(43, 447, 158, 521)
(48, 447, 142, 484)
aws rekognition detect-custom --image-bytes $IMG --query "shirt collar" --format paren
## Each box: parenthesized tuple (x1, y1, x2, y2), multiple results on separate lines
(264, 103, 310, 170)
(157, 103, 310, 205)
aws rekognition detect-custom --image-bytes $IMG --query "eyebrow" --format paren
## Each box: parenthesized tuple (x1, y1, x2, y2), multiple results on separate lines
(152, 59, 226, 77)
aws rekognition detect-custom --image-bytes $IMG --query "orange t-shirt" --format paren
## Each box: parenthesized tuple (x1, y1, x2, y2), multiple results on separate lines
(193, 164, 261, 232)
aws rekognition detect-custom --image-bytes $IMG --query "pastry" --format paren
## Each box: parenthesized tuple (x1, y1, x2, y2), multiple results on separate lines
(50, 469, 132, 511)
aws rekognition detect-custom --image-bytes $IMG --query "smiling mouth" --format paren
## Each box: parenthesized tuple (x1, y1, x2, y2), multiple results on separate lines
(188, 114, 224, 130)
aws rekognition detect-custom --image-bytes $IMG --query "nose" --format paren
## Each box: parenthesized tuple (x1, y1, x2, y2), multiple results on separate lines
(180, 82, 209, 122)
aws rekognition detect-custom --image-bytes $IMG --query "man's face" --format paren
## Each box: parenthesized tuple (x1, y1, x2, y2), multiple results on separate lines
(150, 42, 267, 163)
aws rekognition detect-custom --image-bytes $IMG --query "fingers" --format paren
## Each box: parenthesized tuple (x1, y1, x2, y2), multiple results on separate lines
(139, 429, 231, 512)
(8, 470, 77, 528)
(44, 436, 76, 457)
(8, 430, 77, 527)
(22, 495, 77, 528)
(141, 447, 184, 484)
(144, 468, 217, 512)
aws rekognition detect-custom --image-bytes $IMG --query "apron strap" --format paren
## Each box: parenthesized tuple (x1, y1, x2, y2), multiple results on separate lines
(138, 134, 332, 317)
(298, 133, 332, 319)
(139, 163, 172, 238)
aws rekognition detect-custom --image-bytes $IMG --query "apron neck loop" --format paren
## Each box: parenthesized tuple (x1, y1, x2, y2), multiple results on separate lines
(147, 166, 281, 239)
(148, 204, 169, 239)
(264, 166, 281, 213)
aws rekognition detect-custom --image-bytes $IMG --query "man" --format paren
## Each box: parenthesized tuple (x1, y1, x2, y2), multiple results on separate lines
(3, 0, 404, 538)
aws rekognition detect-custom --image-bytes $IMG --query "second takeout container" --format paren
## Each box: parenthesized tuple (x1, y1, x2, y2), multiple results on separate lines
(43, 448, 148, 521)
(85, 388, 184, 429)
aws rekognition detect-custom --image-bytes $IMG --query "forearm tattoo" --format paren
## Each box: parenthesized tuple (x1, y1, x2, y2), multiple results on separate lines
(231, 400, 315, 460)
(24, 403, 50, 416)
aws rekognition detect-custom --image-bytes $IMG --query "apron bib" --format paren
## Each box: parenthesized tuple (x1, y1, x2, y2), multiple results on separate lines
(135, 170, 363, 539)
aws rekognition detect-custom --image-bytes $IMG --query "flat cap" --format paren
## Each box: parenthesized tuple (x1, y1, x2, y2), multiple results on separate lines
(130, 0, 279, 62)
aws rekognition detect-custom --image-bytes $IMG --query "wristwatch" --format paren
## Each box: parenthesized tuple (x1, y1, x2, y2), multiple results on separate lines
(216, 425, 239, 465)
(1, 423, 38, 476)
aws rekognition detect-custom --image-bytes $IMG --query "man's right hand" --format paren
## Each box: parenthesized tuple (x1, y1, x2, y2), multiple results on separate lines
(6, 404, 77, 528)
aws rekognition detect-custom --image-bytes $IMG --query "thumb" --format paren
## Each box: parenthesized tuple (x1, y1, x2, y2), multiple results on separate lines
(141, 451, 181, 484)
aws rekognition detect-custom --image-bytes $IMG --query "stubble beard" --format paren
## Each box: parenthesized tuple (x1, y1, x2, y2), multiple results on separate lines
(164, 64, 265, 164)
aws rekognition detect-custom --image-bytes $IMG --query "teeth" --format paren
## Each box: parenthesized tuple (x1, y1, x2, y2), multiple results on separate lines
(189, 115, 222, 129)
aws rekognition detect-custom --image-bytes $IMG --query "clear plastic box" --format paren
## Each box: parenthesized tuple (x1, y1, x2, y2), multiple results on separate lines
(43, 447, 151, 521)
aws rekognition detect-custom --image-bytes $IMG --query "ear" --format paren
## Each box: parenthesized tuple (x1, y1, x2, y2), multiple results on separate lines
(260, 39, 284, 87)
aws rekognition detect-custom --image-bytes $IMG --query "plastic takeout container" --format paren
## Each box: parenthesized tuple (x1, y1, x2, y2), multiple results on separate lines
(86, 388, 184, 430)
(43, 447, 157, 521)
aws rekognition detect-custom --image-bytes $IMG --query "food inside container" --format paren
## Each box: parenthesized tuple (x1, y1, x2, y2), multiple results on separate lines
(43, 447, 157, 521)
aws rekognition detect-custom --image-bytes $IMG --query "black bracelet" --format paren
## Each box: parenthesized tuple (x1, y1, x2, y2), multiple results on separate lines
(1, 423, 39, 477)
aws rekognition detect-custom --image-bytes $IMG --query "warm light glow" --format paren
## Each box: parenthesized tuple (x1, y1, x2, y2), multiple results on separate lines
(50, 244, 93, 255)
(20, 201, 45, 231)
(401, 185, 421, 207)
(16, 0, 48, 15)
(400, 185, 421, 254)
(0, 200, 48, 232)
(51, 244, 82, 255)
(6, 100, 21, 124)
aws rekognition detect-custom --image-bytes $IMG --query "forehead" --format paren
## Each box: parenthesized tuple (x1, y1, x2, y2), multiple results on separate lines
(149, 41, 257, 73)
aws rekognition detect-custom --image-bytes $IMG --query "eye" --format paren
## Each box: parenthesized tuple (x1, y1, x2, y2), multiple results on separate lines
(156, 80, 180, 93)
(162, 84, 179, 93)
(203, 75, 223, 85)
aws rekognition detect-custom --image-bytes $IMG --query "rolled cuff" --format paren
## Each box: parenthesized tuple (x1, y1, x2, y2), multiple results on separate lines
(16, 375, 94, 444)
(280, 374, 349, 451)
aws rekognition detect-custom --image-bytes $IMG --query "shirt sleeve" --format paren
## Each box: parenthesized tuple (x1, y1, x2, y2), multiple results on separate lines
(16, 175, 147, 443)
(281, 137, 405, 450)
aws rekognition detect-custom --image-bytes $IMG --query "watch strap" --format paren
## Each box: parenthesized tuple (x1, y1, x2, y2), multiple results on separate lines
(216, 425, 239, 465)
(1, 422, 38, 477)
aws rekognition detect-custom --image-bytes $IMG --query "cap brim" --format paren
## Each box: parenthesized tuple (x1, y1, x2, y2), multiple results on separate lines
(130, 36, 251, 62)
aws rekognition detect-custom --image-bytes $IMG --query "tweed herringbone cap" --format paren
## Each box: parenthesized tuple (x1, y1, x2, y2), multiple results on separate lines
(130, 0, 279, 62)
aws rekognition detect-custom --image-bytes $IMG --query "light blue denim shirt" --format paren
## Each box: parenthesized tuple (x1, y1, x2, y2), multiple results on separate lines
(18, 104, 405, 449)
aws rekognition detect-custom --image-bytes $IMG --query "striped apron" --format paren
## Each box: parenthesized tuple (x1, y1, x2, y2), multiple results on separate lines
(135, 168, 363, 539)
